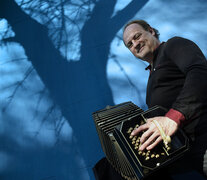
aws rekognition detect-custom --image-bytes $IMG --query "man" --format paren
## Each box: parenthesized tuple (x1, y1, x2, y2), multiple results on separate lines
(123, 20, 207, 179)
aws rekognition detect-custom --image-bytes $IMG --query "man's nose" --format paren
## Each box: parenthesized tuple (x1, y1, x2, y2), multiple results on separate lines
(132, 39, 139, 48)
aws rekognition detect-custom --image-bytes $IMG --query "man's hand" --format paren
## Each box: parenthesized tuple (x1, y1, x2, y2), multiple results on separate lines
(131, 116, 178, 151)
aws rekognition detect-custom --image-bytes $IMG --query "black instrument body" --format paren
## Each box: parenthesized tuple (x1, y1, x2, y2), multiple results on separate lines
(92, 102, 189, 180)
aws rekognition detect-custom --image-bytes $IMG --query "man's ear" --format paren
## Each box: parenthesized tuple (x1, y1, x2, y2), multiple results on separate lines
(149, 27, 155, 36)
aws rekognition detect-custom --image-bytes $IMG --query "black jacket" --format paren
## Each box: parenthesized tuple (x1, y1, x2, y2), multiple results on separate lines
(147, 37, 207, 132)
(146, 37, 207, 173)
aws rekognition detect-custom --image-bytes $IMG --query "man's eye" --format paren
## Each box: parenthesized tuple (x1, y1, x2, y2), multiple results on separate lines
(127, 42, 132, 48)
(134, 33, 141, 39)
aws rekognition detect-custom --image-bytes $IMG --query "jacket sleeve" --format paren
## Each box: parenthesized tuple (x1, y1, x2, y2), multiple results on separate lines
(165, 108, 185, 126)
(164, 37, 207, 125)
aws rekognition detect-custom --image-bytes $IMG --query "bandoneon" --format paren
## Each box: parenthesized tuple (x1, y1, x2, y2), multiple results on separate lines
(92, 101, 189, 180)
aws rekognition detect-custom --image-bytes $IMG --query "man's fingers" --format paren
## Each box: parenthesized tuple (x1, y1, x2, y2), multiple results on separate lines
(140, 129, 153, 144)
(131, 124, 148, 136)
(139, 132, 160, 151)
(146, 136, 162, 150)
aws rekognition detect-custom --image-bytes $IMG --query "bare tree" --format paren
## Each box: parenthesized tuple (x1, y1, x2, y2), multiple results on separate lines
(0, 0, 148, 178)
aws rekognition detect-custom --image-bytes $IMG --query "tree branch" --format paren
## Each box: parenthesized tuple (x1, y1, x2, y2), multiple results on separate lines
(109, 0, 149, 35)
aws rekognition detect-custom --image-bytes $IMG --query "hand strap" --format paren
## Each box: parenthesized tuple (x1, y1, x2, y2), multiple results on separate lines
(152, 119, 171, 149)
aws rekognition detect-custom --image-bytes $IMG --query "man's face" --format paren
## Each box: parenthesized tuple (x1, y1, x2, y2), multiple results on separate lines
(123, 23, 160, 63)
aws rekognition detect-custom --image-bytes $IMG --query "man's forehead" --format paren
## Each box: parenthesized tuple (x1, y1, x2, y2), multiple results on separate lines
(125, 23, 143, 31)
